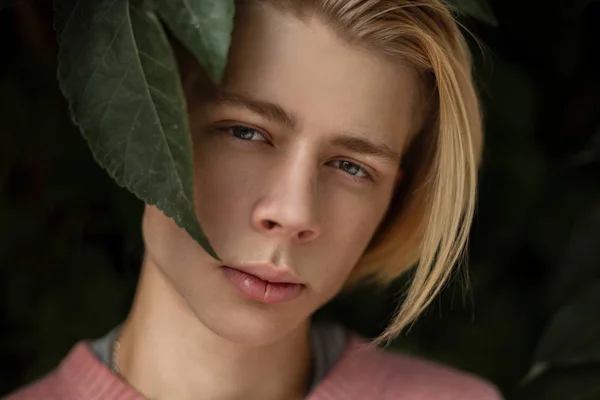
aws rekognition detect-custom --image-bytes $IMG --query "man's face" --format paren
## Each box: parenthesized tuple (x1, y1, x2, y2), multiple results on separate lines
(142, 5, 417, 345)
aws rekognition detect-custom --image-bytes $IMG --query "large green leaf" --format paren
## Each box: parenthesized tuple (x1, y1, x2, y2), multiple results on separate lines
(153, 0, 234, 83)
(534, 281, 600, 366)
(54, 0, 217, 258)
(450, 0, 498, 27)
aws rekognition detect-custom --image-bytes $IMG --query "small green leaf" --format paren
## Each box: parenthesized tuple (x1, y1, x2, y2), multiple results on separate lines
(535, 281, 600, 366)
(450, 0, 498, 27)
(153, 0, 235, 83)
(54, 0, 217, 258)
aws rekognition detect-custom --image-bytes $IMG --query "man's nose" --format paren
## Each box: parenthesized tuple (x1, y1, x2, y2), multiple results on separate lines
(250, 156, 321, 245)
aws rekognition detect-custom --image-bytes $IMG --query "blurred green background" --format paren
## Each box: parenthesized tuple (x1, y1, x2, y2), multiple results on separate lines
(1, 0, 599, 399)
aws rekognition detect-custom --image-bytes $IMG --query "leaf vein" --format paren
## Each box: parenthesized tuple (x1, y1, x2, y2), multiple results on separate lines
(148, 86, 180, 106)
(180, 0, 213, 72)
(84, 0, 121, 39)
(81, 14, 128, 102)
(124, 100, 145, 183)
(138, 50, 174, 72)
(97, 63, 132, 134)
(128, 3, 193, 207)
(60, 0, 83, 40)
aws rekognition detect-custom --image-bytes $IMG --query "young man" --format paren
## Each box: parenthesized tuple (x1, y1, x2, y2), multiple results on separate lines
(8, 0, 502, 399)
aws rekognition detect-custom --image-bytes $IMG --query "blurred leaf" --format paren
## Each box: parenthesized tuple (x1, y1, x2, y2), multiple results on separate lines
(0, 0, 17, 11)
(519, 364, 600, 400)
(153, 0, 234, 83)
(450, 0, 498, 26)
(568, 126, 600, 167)
(535, 281, 600, 366)
(577, 0, 600, 13)
(547, 200, 600, 307)
(53, 0, 217, 258)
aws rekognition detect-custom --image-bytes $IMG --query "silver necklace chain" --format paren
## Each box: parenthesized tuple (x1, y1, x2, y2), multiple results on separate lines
(111, 338, 121, 375)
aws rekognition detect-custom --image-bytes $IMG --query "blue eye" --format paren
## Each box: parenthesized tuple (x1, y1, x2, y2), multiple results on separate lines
(330, 160, 370, 179)
(229, 126, 266, 141)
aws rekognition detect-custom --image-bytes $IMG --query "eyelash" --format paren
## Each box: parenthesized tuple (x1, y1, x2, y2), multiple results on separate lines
(327, 160, 373, 182)
(220, 125, 269, 142)
(219, 124, 374, 182)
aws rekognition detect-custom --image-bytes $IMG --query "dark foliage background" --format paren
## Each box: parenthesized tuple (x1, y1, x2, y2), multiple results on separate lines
(1, 0, 599, 398)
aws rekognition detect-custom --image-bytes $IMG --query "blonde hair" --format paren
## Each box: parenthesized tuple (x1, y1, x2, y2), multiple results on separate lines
(237, 0, 483, 343)
(175, 0, 482, 343)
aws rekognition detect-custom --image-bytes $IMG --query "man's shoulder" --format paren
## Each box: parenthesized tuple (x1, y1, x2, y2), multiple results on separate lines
(342, 336, 503, 400)
(3, 373, 61, 400)
(3, 340, 121, 400)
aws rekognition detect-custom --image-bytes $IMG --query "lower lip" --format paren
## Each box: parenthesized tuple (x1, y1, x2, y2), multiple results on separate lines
(221, 266, 304, 304)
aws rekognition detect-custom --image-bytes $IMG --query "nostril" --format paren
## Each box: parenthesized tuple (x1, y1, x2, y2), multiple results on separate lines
(298, 230, 316, 242)
(298, 231, 309, 241)
(257, 218, 318, 241)
(262, 220, 277, 230)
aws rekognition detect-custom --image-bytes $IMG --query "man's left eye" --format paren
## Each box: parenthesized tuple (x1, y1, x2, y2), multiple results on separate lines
(329, 160, 370, 178)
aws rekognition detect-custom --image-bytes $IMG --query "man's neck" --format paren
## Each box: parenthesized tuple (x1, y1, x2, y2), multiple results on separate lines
(117, 261, 312, 400)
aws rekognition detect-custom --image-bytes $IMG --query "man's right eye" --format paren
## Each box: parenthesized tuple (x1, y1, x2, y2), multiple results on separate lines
(228, 126, 267, 142)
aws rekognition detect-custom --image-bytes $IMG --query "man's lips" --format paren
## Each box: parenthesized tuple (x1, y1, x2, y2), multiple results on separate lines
(221, 264, 305, 304)
(224, 262, 304, 284)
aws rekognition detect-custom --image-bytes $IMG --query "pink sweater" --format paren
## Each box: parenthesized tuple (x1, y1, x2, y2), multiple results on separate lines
(6, 335, 502, 400)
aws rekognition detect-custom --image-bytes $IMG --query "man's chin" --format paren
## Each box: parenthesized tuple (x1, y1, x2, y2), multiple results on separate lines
(191, 300, 309, 347)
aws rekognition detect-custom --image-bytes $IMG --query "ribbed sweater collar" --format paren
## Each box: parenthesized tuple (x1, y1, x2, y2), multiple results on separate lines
(50, 335, 382, 400)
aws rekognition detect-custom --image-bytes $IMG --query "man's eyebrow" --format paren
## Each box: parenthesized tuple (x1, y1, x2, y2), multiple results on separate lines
(331, 135, 401, 164)
(212, 89, 298, 130)
(212, 89, 400, 164)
